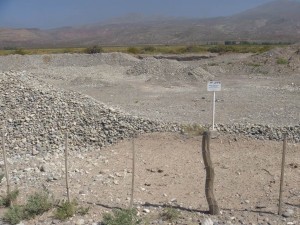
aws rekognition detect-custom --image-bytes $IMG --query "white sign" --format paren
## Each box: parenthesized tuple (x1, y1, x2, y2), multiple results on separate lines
(207, 81, 221, 92)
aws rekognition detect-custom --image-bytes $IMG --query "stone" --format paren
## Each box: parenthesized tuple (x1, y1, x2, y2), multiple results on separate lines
(75, 219, 85, 225)
(201, 218, 214, 225)
(143, 208, 150, 213)
(283, 208, 294, 218)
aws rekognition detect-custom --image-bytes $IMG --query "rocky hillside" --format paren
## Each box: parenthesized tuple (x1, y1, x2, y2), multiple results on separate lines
(1, 1, 300, 48)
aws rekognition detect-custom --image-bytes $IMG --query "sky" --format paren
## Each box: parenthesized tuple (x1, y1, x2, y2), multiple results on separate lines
(0, 0, 284, 29)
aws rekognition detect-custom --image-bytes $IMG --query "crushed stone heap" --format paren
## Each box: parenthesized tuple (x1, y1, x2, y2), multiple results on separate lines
(0, 71, 179, 155)
(0, 52, 139, 72)
(126, 57, 214, 86)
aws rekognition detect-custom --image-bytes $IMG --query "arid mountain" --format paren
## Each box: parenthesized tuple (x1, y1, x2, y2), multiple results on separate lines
(1, 0, 300, 48)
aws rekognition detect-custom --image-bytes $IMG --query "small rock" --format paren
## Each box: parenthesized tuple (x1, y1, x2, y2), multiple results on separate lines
(201, 218, 213, 225)
(283, 208, 294, 218)
(170, 198, 177, 202)
(113, 180, 119, 185)
(16, 222, 25, 225)
(143, 208, 150, 213)
(75, 219, 85, 225)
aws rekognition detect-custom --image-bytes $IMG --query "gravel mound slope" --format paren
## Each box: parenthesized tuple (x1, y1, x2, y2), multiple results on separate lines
(0, 71, 178, 155)
(0, 52, 139, 71)
(126, 57, 214, 86)
(226, 44, 300, 76)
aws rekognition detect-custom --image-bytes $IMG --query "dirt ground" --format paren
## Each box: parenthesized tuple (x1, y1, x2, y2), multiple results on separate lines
(1, 133, 299, 224)
(0, 50, 299, 224)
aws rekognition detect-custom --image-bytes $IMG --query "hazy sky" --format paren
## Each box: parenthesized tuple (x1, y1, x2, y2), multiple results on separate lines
(0, 0, 282, 29)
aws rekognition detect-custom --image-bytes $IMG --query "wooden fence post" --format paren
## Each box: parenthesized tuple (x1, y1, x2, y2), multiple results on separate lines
(2, 124, 11, 206)
(278, 133, 287, 215)
(202, 131, 220, 215)
(129, 136, 136, 208)
(65, 132, 70, 203)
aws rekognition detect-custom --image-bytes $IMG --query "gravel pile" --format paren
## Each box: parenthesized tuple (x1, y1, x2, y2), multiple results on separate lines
(0, 52, 139, 71)
(126, 57, 214, 86)
(216, 123, 300, 142)
(0, 71, 179, 155)
(234, 44, 300, 75)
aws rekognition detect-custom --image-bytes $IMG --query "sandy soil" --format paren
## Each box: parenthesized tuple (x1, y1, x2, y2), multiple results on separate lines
(0, 51, 299, 224)
(1, 133, 299, 224)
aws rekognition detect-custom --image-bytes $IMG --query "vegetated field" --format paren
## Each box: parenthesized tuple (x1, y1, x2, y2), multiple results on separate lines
(0, 44, 299, 224)
(0, 43, 283, 56)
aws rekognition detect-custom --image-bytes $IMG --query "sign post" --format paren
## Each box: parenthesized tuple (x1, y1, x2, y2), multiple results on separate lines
(207, 81, 221, 130)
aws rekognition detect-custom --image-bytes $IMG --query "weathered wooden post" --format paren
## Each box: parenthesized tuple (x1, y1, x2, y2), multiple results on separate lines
(278, 133, 287, 215)
(129, 136, 136, 208)
(2, 124, 11, 206)
(65, 132, 70, 203)
(202, 131, 220, 215)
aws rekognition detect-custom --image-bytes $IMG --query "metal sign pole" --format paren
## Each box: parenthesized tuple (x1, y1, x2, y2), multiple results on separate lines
(207, 81, 221, 131)
(212, 91, 216, 130)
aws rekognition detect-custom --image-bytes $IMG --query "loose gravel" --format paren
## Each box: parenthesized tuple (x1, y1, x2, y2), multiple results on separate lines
(0, 71, 179, 156)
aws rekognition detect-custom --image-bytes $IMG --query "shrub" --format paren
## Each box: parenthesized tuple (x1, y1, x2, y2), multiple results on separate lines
(86, 45, 103, 54)
(0, 189, 19, 207)
(159, 207, 180, 222)
(180, 45, 205, 53)
(127, 47, 140, 54)
(143, 46, 156, 52)
(276, 57, 288, 65)
(247, 62, 261, 67)
(54, 200, 77, 220)
(3, 205, 25, 225)
(23, 191, 53, 219)
(14, 49, 26, 55)
(76, 205, 90, 216)
(102, 208, 141, 225)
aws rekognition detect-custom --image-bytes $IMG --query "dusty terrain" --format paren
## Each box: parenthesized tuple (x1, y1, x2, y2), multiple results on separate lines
(0, 45, 299, 224)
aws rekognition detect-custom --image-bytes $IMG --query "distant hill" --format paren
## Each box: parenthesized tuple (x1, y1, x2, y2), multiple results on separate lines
(1, 0, 300, 48)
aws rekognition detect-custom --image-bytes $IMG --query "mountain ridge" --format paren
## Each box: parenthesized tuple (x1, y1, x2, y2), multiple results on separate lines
(1, 0, 300, 48)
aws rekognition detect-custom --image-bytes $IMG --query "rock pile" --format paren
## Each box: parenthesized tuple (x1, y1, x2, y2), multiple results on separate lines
(126, 57, 214, 86)
(0, 69, 298, 159)
(0, 71, 179, 155)
(216, 123, 300, 142)
(238, 43, 300, 75)
(0, 52, 139, 71)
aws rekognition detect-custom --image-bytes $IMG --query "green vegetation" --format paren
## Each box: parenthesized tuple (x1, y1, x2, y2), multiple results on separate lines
(0, 190, 20, 207)
(102, 208, 141, 225)
(85, 45, 104, 54)
(142, 46, 156, 52)
(2, 191, 53, 224)
(276, 57, 289, 65)
(3, 206, 25, 225)
(23, 191, 53, 219)
(14, 49, 26, 55)
(0, 43, 291, 56)
(0, 188, 89, 224)
(54, 200, 77, 220)
(181, 124, 206, 136)
(247, 62, 261, 67)
(54, 199, 89, 220)
(159, 207, 180, 222)
(127, 47, 140, 54)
